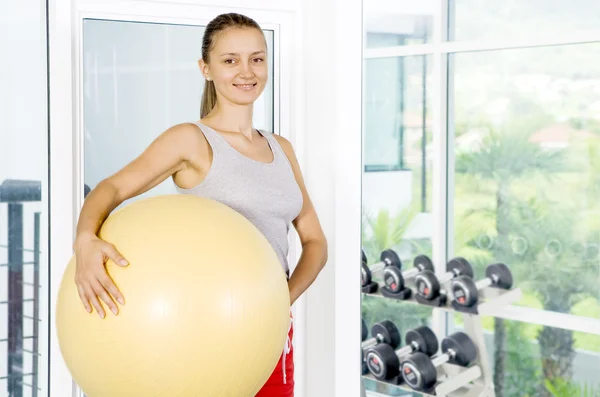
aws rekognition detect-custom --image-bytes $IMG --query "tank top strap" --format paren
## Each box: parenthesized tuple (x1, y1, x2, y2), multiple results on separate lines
(256, 130, 284, 162)
(192, 121, 230, 156)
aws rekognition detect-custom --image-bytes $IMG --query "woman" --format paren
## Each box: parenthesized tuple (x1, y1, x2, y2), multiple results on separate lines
(73, 12, 328, 396)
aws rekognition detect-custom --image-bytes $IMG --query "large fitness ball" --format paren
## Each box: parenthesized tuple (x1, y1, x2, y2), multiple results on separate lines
(56, 194, 290, 397)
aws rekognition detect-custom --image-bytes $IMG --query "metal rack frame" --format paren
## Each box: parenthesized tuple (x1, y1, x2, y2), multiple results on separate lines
(0, 179, 43, 397)
(361, 275, 522, 397)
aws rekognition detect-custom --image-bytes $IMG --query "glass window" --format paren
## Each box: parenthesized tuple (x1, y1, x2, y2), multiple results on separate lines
(361, 53, 433, 396)
(82, 19, 275, 201)
(364, 0, 435, 48)
(451, 43, 600, 319)
(449, 0, 600, 42)
(363, 54, 432, 256)
(449, 317, 600, 396)
(0, 1, 49, 396)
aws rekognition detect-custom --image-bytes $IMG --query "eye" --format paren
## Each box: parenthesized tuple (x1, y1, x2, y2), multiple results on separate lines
(224, 59, 236, 64)
(253, 57, 265, 63)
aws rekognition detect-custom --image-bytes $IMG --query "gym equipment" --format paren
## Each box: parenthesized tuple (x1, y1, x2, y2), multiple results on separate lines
(55, 194, 290, 397)
(414, 257, 474, 306)
(400, 332, 478, 392)
(361, 249, 402, 293)
(451, 263, 513, 312)
(362, 249, 367, 265)
(381, 254, 434, 299)
(365, 325, 439, 381)
(361, 320, 401, 350)
(361, 252, 522, 397)
(362, 318, 368, 341)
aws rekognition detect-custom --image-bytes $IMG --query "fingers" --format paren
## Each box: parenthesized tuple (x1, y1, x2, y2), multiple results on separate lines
(92, 279, 119, 316)
(75, 276, 122, 318)
(105, 244, 129, 267)
(84, 283, 106, 319)
(76, 283, 92, 313)
(98, 272, 125, 307)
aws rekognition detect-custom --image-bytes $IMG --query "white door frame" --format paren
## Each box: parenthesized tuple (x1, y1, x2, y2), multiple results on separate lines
(49, 1, 303, 396)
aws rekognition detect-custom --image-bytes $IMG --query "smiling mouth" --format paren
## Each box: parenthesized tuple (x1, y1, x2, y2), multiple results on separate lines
(233, 83, 257, 90)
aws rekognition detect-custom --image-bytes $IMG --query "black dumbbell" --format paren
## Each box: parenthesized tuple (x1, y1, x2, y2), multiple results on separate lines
(361, 320, 401, 351)
(365, 325, 439, 380)
(361, 318, 369, 374)
(414, 257, 474, 301)
(382, 254, 434, 294)
(451, 263, 513, 307)
(400, 331, 478, 391)
(361, 249, 402, 287)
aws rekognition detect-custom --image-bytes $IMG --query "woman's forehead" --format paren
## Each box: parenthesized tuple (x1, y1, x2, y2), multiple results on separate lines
(213, 28, 266, 55)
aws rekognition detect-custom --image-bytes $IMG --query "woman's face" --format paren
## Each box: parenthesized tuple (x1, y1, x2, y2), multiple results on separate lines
(200, 27, 268, 107)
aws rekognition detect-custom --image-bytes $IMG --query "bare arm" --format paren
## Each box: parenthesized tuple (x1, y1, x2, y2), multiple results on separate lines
(274, 135, 328, 306)
(75, 123, 198, 244)
(73, 122, 202, 317)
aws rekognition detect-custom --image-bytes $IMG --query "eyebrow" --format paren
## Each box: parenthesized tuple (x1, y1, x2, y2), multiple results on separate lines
(219, 50, 266, 56)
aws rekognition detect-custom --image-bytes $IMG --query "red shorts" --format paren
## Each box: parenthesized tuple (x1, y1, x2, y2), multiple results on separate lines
(254, 316, 294, 397)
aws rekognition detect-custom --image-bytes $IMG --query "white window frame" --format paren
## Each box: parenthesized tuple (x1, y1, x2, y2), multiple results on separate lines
(362, 0, 600, 341)
(49, 1, 303, 396)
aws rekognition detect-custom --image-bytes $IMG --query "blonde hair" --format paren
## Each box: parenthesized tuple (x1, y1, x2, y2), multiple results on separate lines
(200, 13, 264, 118)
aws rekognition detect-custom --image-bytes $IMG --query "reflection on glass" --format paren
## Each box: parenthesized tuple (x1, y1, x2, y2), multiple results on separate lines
(361, 53, 433, 396)
(450, 316, 600, 397)
(364, 0, 434, 48)
(451, 43, 600, 319)
(363, 55, 432, 261)
(0, 2, 48, 396)
(82, 19, 275, 201)
(449, 0, 600, 42)
(362, 295, 431, 396)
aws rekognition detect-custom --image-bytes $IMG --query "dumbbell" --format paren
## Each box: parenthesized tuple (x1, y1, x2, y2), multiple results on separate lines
(361, 320, 401, 351)
(365, 325, 439, 380)
(361, 249, 402, 287)
(414, 257, 474, 302)
(400, 331, 478, 391)
(382, 254, 434, 294)
(451, 263, 513, 307)
(361, 318, 368, 374)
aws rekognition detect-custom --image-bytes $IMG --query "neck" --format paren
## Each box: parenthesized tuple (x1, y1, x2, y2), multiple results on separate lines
(203, 101, 255, 137)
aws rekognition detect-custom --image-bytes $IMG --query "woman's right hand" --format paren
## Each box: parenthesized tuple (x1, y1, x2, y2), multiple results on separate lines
(73, 234, 129, 318)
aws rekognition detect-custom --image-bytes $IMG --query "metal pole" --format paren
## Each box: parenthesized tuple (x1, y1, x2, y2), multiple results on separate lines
(32, 212, 41, 397)
(8, 203, 24, 397)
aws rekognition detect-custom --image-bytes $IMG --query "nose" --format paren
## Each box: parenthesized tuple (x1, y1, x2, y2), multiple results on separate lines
(238, 60, 255, 79)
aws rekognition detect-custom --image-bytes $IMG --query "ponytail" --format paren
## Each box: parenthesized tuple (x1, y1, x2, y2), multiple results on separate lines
(200, 80, 217, 118)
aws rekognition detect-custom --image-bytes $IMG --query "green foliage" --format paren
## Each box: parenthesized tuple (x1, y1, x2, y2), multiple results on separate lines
(545, 378, 600, 397)
(361, 205, 417, 264)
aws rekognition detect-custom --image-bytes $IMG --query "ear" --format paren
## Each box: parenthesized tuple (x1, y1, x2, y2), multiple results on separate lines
(197, 59, 210, 80)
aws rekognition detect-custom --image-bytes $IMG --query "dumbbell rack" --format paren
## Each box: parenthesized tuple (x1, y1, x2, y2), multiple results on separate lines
(360, 274, 522, 397)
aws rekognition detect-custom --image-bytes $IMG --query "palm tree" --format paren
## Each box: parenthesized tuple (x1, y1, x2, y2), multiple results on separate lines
(455, 125, 567, 397)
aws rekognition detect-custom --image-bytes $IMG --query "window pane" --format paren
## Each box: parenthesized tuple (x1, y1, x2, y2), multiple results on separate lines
(363, 55, 433, 235)
(0, 1, 49, 396)
(362, 297, 431, 396)
(362, 54, 433, 395)
(364, 0, 434, 48)
(450, 316, 600, 396)
(451, 43, 600, 318)
(82, 19, 275, 200)
(449, 0, 600, 42)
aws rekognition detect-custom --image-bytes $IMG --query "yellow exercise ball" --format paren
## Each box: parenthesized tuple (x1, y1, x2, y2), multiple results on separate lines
(56, 194, 290, 397)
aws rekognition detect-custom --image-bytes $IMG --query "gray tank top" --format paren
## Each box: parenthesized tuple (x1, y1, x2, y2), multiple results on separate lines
(175, 121, 303, 275)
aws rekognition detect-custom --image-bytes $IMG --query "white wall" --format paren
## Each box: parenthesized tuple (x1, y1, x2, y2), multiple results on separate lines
(0, 1, 50, 394)
(44, 0, 364, 396)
